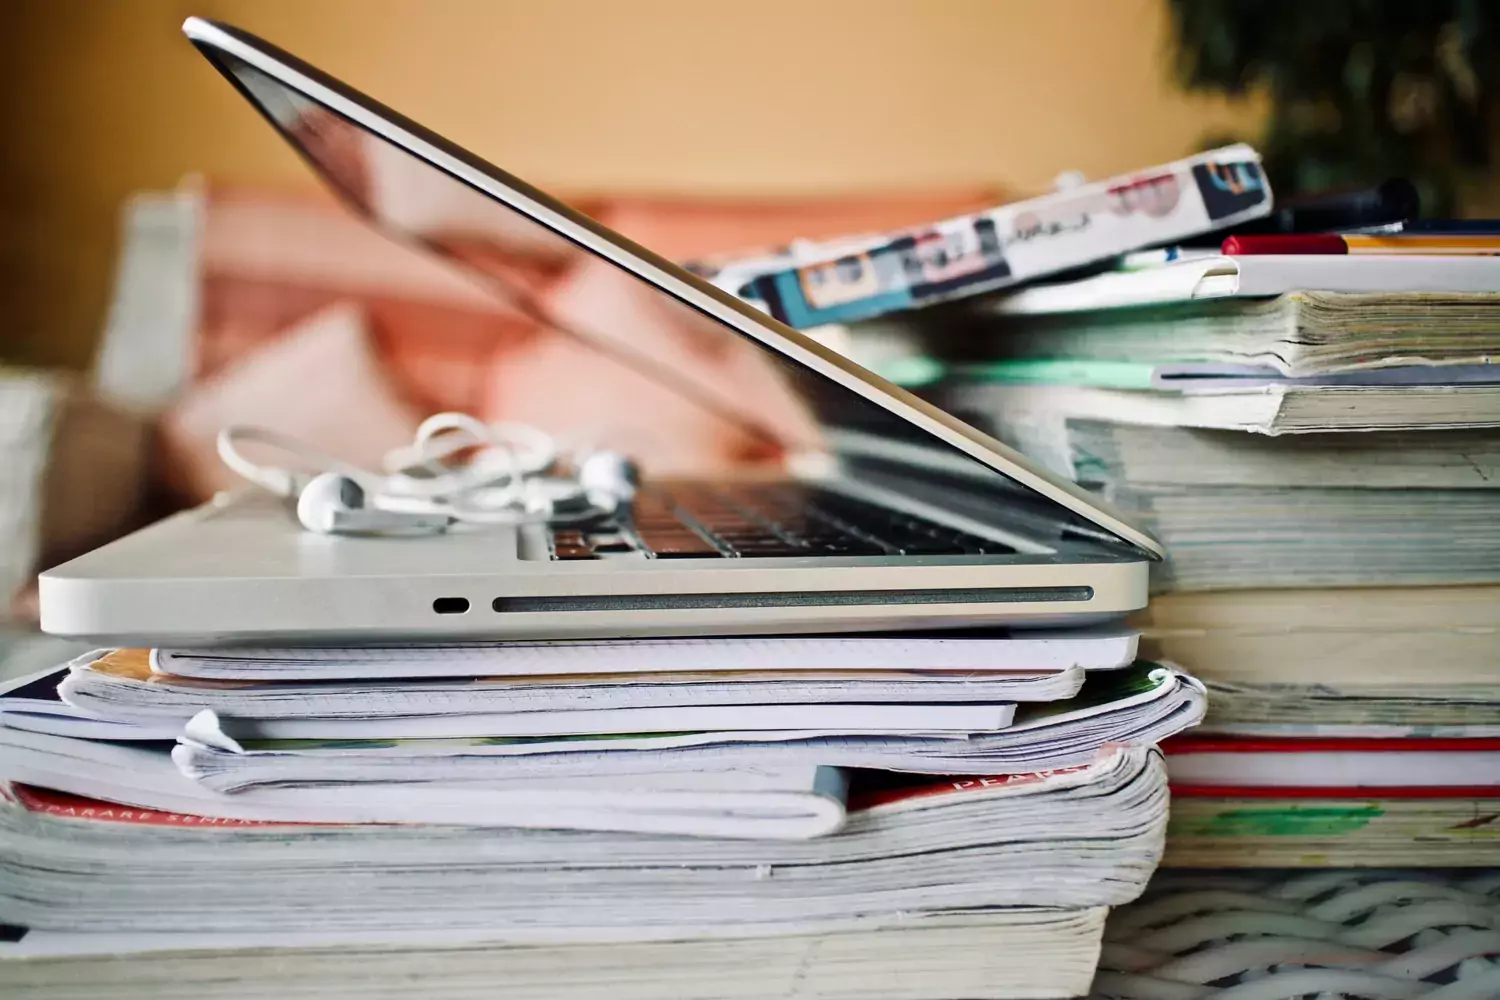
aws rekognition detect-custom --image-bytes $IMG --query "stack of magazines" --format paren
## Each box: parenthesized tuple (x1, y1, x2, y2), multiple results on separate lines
(3, 131, 1250, 997)
(0, 630, 1205, 999)
(711, 149, 1500, 873)
(941, 250, 1500, 869)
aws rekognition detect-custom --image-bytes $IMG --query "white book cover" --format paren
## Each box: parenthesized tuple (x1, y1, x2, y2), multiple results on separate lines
(18, 654, 1032, 741)
(163, 662, 1204, 788)
(989, 254, 1500, 315)
(149, 628, 1139, 680)
(79, 653, 1089, 707)
(0, 726, 848, 839)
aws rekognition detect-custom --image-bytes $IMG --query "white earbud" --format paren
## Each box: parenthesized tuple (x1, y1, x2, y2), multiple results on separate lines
(296, 472, 453, 536)
(578, 450, 639, 507)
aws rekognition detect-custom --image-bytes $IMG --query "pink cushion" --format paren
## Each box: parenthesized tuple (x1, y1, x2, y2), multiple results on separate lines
(481, 253, 825, 475)
(159, 301, 422, 503)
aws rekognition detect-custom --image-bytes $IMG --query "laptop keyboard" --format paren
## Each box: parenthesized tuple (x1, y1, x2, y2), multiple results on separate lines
(550, 483, 1015, 560)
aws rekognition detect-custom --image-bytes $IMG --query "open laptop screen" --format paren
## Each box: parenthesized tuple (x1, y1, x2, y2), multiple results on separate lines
(199, 43, 1146, 553)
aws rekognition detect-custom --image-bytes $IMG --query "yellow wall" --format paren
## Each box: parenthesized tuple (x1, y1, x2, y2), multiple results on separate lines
(0, 0, 1261, 370)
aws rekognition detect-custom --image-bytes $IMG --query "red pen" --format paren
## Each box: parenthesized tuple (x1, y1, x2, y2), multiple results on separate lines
(1221, 234, 1348, 255)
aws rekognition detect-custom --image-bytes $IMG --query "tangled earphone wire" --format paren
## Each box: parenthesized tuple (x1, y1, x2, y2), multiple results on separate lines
(216, 413, 639, 536)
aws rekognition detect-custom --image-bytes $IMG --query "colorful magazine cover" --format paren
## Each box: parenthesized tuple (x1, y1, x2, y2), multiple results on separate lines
(703, 145, 1271, 328)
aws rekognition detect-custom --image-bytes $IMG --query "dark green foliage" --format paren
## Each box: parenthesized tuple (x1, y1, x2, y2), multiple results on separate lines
(1166, 0, 1500, 214)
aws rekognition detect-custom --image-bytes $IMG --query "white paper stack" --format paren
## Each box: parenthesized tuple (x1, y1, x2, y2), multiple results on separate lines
(165, 661, 1201, 790)
(0, 605, 1198, 1000)
(0, 649, 1202, 832)
(2, 632, 1137, 742)
(870, 244, 1500, 880)
(954, 379, 1500, 436)
(918, 255, 1500, 595)
(36, 636, 1132, 739)
(1, 907, 1112, 1000)
(148, 631, 1140, 681)
(0, 633, 1195, 999)
(982, 278, 1500, 377)
(0, 746, 1168, 936)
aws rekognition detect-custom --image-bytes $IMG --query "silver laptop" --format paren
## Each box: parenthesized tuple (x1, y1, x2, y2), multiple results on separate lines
(38, 17, 1162, 646)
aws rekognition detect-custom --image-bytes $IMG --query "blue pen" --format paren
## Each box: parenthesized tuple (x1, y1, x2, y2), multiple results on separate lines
(1118, 247, 1222, 269)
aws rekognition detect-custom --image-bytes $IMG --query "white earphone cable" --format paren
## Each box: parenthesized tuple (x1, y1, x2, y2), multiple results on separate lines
(216, 426, 380, 498)
(217, 414, 631, 534)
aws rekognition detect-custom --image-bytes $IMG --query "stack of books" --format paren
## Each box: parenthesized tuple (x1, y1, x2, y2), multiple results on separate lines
(1160, 736, 1500, 867)
(953, 250, 1500, 869)
(0, 630, 1204, 999)
(756, 224, 1500, 869)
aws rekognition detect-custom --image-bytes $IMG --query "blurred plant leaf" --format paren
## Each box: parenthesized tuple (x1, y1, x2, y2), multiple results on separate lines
(1166, 0, 1499, 214)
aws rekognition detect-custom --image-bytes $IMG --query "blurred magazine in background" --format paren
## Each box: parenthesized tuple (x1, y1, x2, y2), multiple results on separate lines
(699, 146, 1271, 329)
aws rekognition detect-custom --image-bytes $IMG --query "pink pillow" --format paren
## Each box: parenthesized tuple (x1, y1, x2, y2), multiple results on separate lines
(480, 254, 823, 476)
(158, 301, 422, 503)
